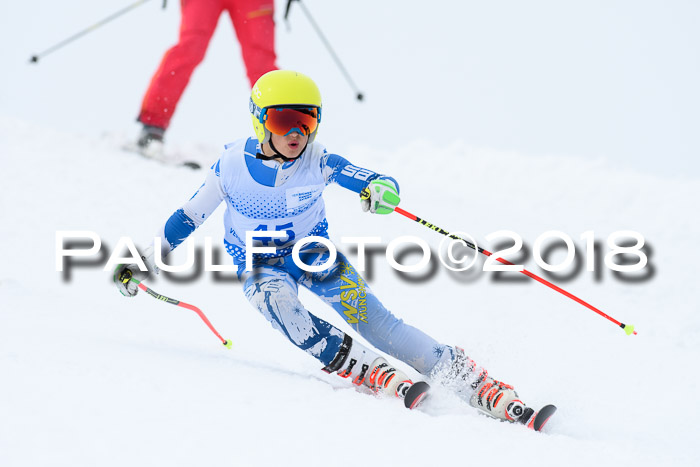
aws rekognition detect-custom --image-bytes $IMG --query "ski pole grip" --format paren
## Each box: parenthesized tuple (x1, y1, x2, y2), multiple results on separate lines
(119, 268, 133, 284)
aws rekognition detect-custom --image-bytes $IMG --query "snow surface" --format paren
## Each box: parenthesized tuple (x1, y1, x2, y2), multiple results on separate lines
(2, 1, 700, 466)
(2, 117, 699, 466)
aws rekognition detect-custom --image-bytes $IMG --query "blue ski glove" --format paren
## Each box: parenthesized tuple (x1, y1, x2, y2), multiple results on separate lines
(360, 177, 400, 215)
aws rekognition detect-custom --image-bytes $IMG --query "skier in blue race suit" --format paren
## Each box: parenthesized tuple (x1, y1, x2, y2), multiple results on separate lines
(115, 70, 542, 426)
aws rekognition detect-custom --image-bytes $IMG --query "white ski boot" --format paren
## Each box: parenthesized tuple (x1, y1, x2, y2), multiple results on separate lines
(366, 357, 413, 398)
(323, 335, 429, 409)
(470, 377, 533, 423)
(432, 346, 535, 424)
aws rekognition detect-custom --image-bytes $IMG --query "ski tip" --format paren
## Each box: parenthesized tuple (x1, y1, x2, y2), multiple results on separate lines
(404, 381, 430, 410)
(223, 340, 233, 349)
(532, 404, 557, 432)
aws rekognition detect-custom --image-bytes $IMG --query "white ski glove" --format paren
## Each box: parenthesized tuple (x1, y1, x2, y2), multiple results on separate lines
(360, 177, 400, 215)
(113, 246, 158, 297)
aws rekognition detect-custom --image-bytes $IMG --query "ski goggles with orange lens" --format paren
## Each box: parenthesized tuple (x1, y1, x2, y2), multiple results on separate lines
(255, 104, 321, 137)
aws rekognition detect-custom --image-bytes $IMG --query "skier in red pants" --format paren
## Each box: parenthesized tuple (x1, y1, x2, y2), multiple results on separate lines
(136, 0, 278, 157)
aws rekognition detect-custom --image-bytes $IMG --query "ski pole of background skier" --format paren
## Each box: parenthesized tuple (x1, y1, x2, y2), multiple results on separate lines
(119, 270, 232, 348)
(391, 206, 637, 336)
(29, 0, 165, 64)
(284, 0, 364, 101)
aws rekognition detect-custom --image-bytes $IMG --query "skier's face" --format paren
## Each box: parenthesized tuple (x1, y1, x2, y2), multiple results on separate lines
(270, 131, 308, 161)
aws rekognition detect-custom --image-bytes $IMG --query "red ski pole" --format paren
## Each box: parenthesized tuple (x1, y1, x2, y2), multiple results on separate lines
(129, 277, 232, 348)
(393, 206, 637, 336)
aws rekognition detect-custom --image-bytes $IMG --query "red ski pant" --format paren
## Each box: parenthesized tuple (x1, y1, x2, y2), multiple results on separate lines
(138, 0, 277, 130)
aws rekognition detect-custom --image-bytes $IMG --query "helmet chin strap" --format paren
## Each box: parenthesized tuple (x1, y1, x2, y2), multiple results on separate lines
(256, 134, 308, 163)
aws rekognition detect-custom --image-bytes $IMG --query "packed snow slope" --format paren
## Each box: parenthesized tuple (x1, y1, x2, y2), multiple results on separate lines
(1, 115, 699, 467)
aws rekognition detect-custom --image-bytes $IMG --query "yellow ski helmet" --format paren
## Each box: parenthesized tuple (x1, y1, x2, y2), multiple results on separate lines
(249, 70, 322, 144)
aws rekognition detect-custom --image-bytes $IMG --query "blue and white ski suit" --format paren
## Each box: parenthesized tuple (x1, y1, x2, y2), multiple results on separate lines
(159, 137, 450, 374)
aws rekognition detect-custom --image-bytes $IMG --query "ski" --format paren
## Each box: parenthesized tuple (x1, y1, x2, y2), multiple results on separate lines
(404, 381, 430, 409)
(527, 404, 557, 432)
(121, 142, 202, 170)
(402, 381, 556, 432)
